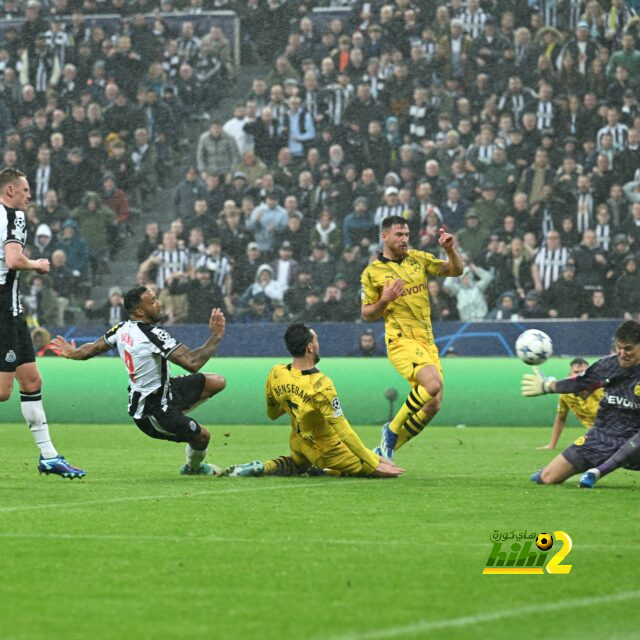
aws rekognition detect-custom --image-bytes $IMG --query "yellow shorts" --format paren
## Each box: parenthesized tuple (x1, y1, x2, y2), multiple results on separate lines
(386, 337, 442, 386)
(289, 432, 375, 477)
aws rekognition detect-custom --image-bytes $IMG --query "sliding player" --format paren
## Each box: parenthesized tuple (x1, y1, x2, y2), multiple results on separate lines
(523, 320, 640, 487)
(537, 357, 604, 450)
(52, 286, 227, 475)
(0, 167, 85, 478)
(224, 323, 404, 478)
(360, 216, 463, 460)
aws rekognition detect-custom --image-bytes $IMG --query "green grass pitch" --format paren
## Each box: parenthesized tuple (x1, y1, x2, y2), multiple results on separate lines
(1, 423, 640, 640)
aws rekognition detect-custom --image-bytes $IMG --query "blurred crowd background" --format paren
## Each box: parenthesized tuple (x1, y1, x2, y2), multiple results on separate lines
(8, 0, 640, 330)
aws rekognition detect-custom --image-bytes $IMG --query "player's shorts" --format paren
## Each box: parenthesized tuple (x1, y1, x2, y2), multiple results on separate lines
(0, 314, 35, 373)
(386, 335, 442, 385)
(562, 424, 640, 472)
(134, 373, 206, 443)
(288, 431, 376, 477)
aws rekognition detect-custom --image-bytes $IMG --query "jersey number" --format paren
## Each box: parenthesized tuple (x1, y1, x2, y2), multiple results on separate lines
(124, 349, 136, 383)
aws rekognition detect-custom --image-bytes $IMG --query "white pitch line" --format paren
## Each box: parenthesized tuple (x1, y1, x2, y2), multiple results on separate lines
(0, 479, 346, 513)
(0, 532, 633, 551)
(0, 531, 406, 547)
(320, 590, 640, 640)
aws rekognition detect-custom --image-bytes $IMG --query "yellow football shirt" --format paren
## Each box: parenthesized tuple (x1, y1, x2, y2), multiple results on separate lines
(361, 249, 444, 343)
(265, 364, 379, 468)
(557, 387, 604, 428)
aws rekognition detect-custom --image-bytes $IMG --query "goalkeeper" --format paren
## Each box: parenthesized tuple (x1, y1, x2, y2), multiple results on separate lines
(224, 324, 405, 479)
(522, 320, 640, 487)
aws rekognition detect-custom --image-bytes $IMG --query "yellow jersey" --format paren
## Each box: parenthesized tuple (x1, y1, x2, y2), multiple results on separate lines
(557, 387, 604, 428)
(360, 249, 444, 343)
(265, 363, 378, 468)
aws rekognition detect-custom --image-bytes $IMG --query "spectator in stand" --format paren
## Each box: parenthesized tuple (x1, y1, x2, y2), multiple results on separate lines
(428, 279, 458, 321)
(443, 263, 493, 321)
(55, 219, 90, 282)
(173, 166, 207, 220)
(84, 286, 126, 326)
(168, 267, 226, 323)
(137, 221, 161, 264)
(543, 264, 584, 318)
(196, 120, 239, 179)
(247, 193, 287, 253)
(614, 255, 640, 319)
(581, 288, 612, 318)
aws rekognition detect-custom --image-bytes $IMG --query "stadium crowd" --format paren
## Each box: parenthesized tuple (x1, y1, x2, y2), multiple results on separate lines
(8, 0, 640, 326)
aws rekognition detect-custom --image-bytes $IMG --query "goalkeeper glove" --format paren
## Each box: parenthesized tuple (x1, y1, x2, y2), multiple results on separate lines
(521, 367, 556, 397)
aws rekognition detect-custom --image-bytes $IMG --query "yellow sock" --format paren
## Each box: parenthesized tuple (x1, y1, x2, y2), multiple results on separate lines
(395, 409, 429, 450)
(389, 386, 432, 434)
(263, 456, 301, 476)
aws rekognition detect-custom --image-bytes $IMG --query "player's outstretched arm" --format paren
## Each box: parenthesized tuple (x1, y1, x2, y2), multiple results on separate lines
(521, 367, 557, 396)
(5, 242, 49, 274)
(52, 336, 112, 360)
(436, 229, 464, 277)
(538, 413, 567, 449)
(169, 308, 225, 373)
(361, 278, 404, 321)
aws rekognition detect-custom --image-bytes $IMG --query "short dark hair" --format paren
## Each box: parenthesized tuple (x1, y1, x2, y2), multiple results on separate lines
(0, 167, 26, 190)
(284, 323, 313, 357)
(614, 320, 640, 345)
(381, 215, 408, 230)
(123, 285, 148, 316)
(569, 357, 588, 367)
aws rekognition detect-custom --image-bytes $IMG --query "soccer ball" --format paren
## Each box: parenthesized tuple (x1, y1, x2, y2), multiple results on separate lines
(515, 330, 553, 365)
(536, 533, 554, 551)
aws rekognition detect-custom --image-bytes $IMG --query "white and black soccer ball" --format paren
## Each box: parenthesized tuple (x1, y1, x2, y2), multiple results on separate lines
(515, 329, 553, 365)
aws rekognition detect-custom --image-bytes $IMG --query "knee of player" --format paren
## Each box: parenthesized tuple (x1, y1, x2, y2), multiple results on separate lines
(207, 374, 226, 395)
(194, 427, 210, 447)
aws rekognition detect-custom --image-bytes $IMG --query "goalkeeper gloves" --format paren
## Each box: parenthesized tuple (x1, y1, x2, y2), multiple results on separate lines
(521, 367, 556, 397)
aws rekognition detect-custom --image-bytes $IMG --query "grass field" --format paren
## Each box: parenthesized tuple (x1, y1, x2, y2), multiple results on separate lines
(1, 423, 640, 640)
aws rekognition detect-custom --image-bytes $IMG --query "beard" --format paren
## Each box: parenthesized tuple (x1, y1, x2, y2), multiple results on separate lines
(313, 351, 321, 364)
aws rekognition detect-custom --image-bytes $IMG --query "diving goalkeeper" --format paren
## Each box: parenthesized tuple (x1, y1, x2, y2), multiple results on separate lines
(522, 320, 640, 487)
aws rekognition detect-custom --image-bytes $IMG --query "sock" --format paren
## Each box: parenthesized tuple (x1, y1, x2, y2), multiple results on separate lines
(21, 390, 58, 459)
(395, 409, 429, 451)
(389, 386, 432, 434)
(186, 444, 207, 470)
(597, 430, 640, 477)
(263, 456, 300, 476)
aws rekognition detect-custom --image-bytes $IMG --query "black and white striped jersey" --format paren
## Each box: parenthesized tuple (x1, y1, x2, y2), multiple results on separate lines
(103, 320, 182, 419)
(0, 204, 27, 317)
(534, 246, 569, 290)
(151, 247, 190, 289)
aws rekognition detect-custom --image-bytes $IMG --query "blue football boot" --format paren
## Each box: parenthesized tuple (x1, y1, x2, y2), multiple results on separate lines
(530, 469, 544, 484)
(578, 468, 600, 488)
(38, 455, 86, 479)
(378, 421, 398, 460)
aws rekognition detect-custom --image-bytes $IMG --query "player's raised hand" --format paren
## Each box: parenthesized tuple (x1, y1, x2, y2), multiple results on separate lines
(380, 278, 405, 303)
(209, 308, 226, 340)
(35, 258, 50, 274)
(373, 459, 406, 478)
(521, 367, 555, 397)
(438, 228, 454, 250)
(51, 336, 77, 357)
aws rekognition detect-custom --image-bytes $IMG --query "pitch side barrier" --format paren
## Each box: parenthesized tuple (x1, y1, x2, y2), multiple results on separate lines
(1, 357, 589, 426)
(50, 319, 619, 357)
(0, 11, 240, 64)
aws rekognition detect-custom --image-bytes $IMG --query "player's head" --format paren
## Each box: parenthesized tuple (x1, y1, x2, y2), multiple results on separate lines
(0, 167, 30, 209)
(568, 357, 588, 377)
(284, 323, 320, 364)
(123, 285, 163, 323)
(614, 321, 640, 368)
(380, 216, 410, 258)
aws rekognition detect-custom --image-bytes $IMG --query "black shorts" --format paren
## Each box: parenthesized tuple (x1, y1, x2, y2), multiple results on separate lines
(562, 424, 640, 472)
(134, 373, 206, 443)
(0, 314, 35, 373)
